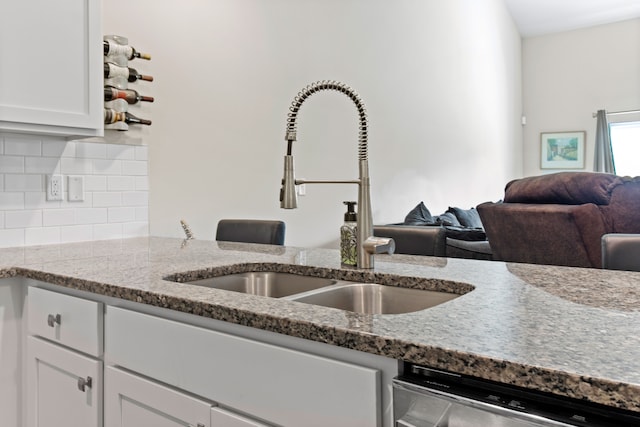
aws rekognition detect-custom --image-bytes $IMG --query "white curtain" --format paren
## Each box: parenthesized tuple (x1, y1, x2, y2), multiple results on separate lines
(593, 109, 616, 173)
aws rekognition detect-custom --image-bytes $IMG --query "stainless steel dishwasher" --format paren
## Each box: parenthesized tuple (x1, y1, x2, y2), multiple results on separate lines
(393, 363, 640, 427)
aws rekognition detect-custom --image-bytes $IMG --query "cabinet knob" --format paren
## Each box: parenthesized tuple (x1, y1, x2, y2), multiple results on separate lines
(47, 314, 61, 327)
(77, 376, 92, 392)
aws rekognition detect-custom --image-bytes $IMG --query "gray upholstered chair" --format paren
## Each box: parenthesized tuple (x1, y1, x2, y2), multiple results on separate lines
(601, 234, 640, 272)
(215, 219, 286, 245)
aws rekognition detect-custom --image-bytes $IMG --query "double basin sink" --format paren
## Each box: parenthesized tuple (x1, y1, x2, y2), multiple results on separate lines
(179, 271, 463, 315)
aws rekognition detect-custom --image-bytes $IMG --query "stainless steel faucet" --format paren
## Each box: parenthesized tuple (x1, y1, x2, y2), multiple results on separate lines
(279, 80, 394, 269)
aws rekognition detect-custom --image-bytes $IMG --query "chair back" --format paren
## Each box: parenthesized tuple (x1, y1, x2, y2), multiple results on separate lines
(216, 219, 286, 245)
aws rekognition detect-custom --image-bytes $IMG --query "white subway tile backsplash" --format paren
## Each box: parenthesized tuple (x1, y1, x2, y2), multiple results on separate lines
(108, 176, 135, 191)
(5, 174, 42, 192)
(25, 157, 61, 174)
(61, 157, 92, 174)
(122, 191, 148, 207)
(123, 221, 148, 237)
(76, 208, 108, 224)
(25, 192, 59, 209)
(93, 159, 122, 175)
(108, 207, 136, 223)
(93, 223, 123, 240)
(76, 142, 107, 159)
(85, 175, 107, 191)
(5, 137, 41, 156)
(107, 144, 135, 160)
(5, 210, 42, 228)
(60, 225, 93, 243)
(25, 227, 60, 246)
(0, 192, 25, 210)
(135, 146, 148, 161)
(122, 160, 148, 176)
(42, 140, 73, 158)
(0, 229, 25, 248)
(0, 156, 25, 173)
(0, 135, 148, 247)
(43, 209, 76, 226)
(135, 207, 148, 221)
(93, 192, 122, 207)
(135, 176, 149, 191)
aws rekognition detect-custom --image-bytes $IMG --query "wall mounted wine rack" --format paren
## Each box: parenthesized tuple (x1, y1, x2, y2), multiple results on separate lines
(103, 35, 153, 132)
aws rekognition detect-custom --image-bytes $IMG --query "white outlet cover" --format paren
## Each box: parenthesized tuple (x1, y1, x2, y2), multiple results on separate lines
(46, 174, 64, 201)
(68, 175, 85, 201)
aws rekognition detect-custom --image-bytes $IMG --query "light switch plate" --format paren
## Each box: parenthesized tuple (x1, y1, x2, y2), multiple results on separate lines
(68, 175, 85, 201)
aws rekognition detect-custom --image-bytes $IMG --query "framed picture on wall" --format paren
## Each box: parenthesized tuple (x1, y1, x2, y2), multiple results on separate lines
(540, 131, 585, 169)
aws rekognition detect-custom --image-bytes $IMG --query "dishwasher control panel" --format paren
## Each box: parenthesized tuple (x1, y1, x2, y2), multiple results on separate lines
(394, 363, 640, 427)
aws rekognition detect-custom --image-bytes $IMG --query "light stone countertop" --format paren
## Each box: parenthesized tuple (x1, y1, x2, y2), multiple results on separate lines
(2, 236, 640, 413)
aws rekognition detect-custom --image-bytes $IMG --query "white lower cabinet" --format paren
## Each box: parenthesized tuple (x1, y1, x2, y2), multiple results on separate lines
(105, 366, 270, 427)
(26, 336, 102, 427)
(105, 306, 382, 427)
(210, 408, 269, 427)
(105, 366, 211, 427)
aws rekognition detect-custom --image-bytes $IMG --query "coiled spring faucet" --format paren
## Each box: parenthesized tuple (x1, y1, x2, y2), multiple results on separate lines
(279, 80, 394, 269)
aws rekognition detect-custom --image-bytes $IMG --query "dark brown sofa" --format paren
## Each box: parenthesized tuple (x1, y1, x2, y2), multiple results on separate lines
(477, 172, 640, 268)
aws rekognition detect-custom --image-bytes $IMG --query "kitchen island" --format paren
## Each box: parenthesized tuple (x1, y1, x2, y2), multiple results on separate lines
(2, 236, 640, 425)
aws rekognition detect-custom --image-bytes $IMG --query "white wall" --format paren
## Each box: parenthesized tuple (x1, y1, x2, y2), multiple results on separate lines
(0, 135, 148, 247)
(522, 18, 640, 176)
(104, 0, 522, 248)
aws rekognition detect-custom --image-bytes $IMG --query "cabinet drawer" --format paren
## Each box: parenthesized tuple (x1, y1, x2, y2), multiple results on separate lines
(28, 286, 103, 357)
(106, 306, 380, 427)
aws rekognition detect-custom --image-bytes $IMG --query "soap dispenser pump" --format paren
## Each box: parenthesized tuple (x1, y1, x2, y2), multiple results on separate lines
(340, 201, 358, 266)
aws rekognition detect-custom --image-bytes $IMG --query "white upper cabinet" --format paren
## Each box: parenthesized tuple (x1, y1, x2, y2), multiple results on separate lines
(0, 0, 102, 138)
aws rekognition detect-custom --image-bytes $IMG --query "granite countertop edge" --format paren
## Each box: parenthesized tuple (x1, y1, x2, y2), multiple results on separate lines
(2, 236, 640, 414)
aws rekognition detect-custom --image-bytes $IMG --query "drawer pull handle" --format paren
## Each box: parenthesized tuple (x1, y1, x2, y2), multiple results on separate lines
(47, 314, 61, 327)
(77, 376, 92, 392)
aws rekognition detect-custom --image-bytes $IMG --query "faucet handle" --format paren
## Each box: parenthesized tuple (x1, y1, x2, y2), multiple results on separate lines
(363, 236, 395, 255)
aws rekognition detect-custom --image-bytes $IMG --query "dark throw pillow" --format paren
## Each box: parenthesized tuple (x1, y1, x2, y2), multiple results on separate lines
(403, 201, 434, 225)
(447, 207, 483, 229)
(433, 212, 461, 227)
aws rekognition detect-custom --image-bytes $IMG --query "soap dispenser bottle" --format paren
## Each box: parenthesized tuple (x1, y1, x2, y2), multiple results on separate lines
(340, 201, 358, 266)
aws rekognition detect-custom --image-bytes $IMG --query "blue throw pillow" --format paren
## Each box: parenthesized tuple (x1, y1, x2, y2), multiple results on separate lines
(403, 201, 434, 225)
(447, 207, 483, 229)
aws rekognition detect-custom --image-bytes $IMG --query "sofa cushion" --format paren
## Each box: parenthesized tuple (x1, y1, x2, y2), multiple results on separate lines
(433, 212, 461, 227)
(403, 201, 434, 225)
(447, 207, 483, 229)
(443, 226, 486, 241)
(504, 172, 622, 205)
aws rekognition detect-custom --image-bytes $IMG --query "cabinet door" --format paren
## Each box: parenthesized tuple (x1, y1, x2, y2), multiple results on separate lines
(26, 336, 102, 427)
(105, 366, 211, 427)
(211, 408, 270, 427)
(0, 0, 102, 137)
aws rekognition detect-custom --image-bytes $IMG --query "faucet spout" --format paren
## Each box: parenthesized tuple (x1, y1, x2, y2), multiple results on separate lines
(279, 80, 394, 269)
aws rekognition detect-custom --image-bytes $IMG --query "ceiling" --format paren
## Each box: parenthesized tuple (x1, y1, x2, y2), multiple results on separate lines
(504, 0, 640, 37)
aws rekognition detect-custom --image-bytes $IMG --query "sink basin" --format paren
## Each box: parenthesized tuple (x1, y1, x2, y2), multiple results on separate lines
(185, 272, 337, 298)
(287, 283, 460, 314)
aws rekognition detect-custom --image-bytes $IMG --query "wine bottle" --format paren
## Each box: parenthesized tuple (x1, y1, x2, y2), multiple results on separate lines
(104, 86, 154, 104)
(103, 40, 151, 60)
(104, 109, 152, 126)
(104, 62, 153, 82)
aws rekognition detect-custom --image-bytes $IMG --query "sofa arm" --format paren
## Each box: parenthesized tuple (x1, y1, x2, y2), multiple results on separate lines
(373, 225, 446, 256)
(477, 202, 607, 268)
